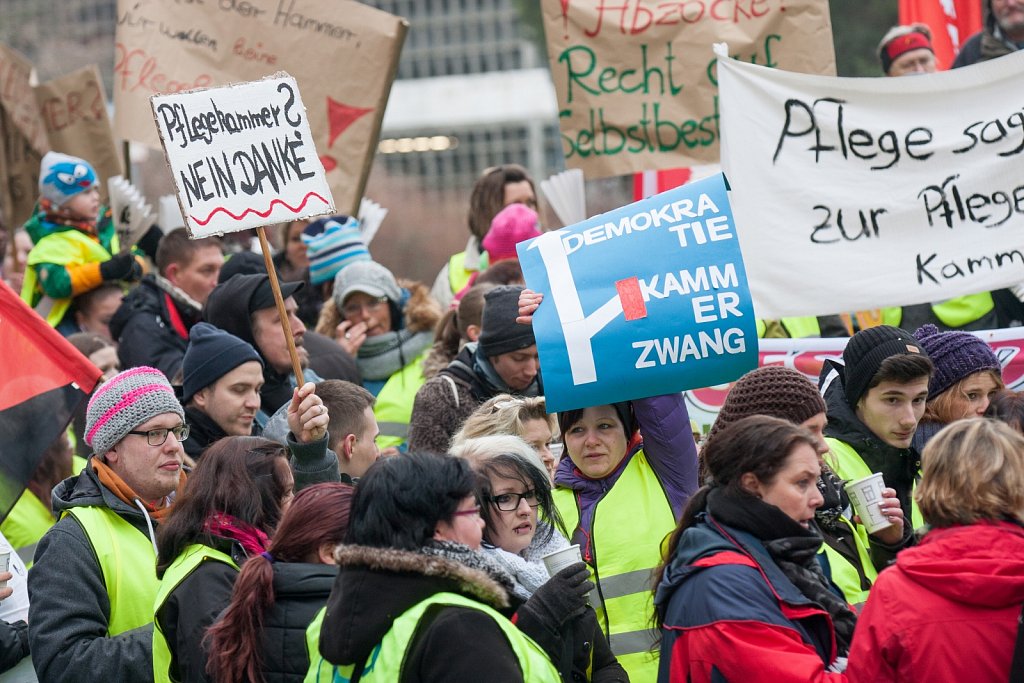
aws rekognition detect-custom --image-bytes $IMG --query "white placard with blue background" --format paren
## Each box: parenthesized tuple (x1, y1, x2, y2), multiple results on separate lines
(518, 173, 757, 412)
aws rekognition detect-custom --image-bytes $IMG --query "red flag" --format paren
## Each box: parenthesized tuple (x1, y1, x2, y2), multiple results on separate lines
(900, 0, 984, 70)
(0, 279, 100, 521)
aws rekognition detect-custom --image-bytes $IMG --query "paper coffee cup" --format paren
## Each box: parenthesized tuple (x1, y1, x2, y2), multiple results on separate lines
(844, 472, 892, 534)
(0, 550, 11, 589)
(541, 544, 583, 577)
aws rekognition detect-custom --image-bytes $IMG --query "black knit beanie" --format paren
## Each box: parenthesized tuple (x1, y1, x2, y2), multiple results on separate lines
(843, 325, 927, 407)
(182, 322, 264, 403)
(478, 285, 536, 357)
(706, 366, 826, 447)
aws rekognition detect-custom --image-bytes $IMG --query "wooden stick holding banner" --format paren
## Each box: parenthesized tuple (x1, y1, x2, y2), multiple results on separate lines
(150, 72, 335, 385)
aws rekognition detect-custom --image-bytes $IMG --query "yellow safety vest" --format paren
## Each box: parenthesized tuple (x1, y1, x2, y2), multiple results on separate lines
(22, 229, 117, 326)
(756, 316, 822, 339)
(0, 490, 54, 568)
(552, 449, 675, 682)
(63, 506, 160, 636)
(374, 351, 429, 451)
(152, 543, 238, 683)
(446, 250, 489, 295)
(825, 437, 925, 531)
(304, 592, 559, 683)
(817, 516, 876, 608)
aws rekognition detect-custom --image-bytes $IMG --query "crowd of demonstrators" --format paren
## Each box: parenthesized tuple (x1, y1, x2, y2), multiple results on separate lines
(704, 367, 907, 609)
(317, 260, 441, 451)
(409, 285, 541, 454)
(205, 483, 353, 683)
(110, 229, 224, 379)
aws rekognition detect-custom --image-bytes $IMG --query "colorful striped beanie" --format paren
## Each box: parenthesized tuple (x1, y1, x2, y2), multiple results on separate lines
(85, 366, 185, 454)
(302, 216, 370, 285)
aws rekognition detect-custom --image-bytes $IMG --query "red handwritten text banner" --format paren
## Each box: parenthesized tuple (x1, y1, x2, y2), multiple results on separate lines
(114, 0, 407, 215)
(686, 329, 1024, 432)
(541, 0, 836, 179)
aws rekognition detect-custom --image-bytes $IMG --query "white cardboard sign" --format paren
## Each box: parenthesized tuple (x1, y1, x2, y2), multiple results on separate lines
(151, 73, 334, 238)
(717, 45, 1024, 319)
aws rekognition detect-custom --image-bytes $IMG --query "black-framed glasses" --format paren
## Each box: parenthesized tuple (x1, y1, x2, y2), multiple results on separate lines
(126, 424, 189, 446)
(488, 490, 539, 512)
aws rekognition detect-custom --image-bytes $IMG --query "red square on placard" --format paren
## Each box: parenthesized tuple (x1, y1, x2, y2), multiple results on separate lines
(616, 277, 647, 321)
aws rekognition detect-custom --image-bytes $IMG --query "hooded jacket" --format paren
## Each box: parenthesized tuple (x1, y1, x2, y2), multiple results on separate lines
(846, 521, 1024, 682)
(654, 512, 844, 683)
(819, 358, 922, 524)
(318, 545, 531, 683)
(261, 562, 338, 683)
(110, 275, 202, 380)
(27, 463, 160, 683)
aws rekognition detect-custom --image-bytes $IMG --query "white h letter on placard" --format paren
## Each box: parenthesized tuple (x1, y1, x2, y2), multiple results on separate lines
(530, 232, 623, 385)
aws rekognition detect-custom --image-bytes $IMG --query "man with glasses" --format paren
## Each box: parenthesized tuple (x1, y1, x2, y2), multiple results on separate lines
(28, 367, 187, 683)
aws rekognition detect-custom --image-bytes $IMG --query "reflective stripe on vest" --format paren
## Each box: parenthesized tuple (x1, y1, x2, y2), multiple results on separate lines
(22, 229, 117, 326)
(0, 490, 54, 568)
(931, 293, 995, 328)
(552, 449, 675, 682)
(825, 438, 925, 531)
(152, 544, 238, 683)
(817, 516, 876, 607)
(304, 592, 560, 682)
(373, 352, 429, 451)
(64, 506, 159, 636)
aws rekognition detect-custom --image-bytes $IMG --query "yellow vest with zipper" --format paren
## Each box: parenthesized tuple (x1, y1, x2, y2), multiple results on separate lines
(62, 506, 159, 636)
(552, 449, 675, 682)
(303, 592, 559, 682)
(152, 543, 238, 683)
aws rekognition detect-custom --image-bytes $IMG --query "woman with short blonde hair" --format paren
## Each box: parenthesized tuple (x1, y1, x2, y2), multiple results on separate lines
(846, 419, 1024, 683)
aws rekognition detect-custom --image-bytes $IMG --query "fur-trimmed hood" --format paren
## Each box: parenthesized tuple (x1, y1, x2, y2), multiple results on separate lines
(319, 544, 512, 668)
(315, 279, 442, 338)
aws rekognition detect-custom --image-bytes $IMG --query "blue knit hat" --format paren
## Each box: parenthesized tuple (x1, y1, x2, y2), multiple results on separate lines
(302, 216, 370, 285)
(39, 151, 98, 206)
(182, 323, 263, 403)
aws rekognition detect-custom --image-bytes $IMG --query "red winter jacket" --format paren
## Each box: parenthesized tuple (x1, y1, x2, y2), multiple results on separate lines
(846, 521, 1024, 683)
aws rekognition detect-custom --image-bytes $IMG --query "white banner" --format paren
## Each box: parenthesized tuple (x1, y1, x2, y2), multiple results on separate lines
(717, 44, 1024, 319)
(151, 74, 334, 238)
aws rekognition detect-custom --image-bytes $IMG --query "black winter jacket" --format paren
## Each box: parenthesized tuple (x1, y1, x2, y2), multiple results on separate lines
(110, 275, 201, 379)
(260, 563, 337, 683)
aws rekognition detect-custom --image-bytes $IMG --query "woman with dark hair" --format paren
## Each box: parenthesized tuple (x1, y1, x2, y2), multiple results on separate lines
(153, 437, 294, 683)
(985, 389, 1024, 432)
(518, 289, 697, 681)
(452, 435, 627, 682)
(205, 482, 353, 683)
(310, 452, 560, 683)
(654, 416, 854, 682)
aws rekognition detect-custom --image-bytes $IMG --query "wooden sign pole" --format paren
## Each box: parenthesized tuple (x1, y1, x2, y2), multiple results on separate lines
(257, 225, 304, 385)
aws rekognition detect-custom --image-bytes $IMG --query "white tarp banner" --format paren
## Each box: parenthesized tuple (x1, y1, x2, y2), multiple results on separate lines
(717, 44, 1024, 319)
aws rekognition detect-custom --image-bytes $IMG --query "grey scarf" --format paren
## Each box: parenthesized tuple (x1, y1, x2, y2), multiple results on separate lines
(420, 540, 517, 596)
(356, 329, 433, 381)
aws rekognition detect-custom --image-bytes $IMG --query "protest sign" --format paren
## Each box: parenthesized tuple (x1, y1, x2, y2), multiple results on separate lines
(114, 0, 406, 215)
(0, 45, 48, 228)
(518, 172, 757, 412)
(540, 0, 835, 180)
(717, 47, 1024, 319)
(685, 327, 1024, 433)
(35, 66, 122, 204)
(151, 73, 334, 237)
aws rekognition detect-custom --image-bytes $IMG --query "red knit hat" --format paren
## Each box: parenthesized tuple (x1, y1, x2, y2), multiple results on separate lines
(482, 204, 541, 262)
(880, 29, 933, 74)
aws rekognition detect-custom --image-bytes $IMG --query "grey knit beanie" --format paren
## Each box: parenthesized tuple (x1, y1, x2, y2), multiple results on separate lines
(85, 367, 185, 454)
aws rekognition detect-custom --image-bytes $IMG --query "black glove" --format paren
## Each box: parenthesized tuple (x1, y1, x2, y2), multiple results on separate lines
(521, 563, 593, 630)
(99, 252, 142, 282)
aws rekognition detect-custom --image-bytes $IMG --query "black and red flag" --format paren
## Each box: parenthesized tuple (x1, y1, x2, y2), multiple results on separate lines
(0, 279, 100, 522)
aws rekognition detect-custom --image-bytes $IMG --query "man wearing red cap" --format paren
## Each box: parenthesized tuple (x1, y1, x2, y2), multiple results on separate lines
(878, 24, 938, 76)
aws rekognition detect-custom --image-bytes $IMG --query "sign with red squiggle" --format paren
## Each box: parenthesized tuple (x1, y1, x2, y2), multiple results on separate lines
(151, 72, 334, 238)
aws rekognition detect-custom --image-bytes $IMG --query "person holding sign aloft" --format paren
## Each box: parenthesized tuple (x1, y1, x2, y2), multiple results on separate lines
(518, 289, 698, 682)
